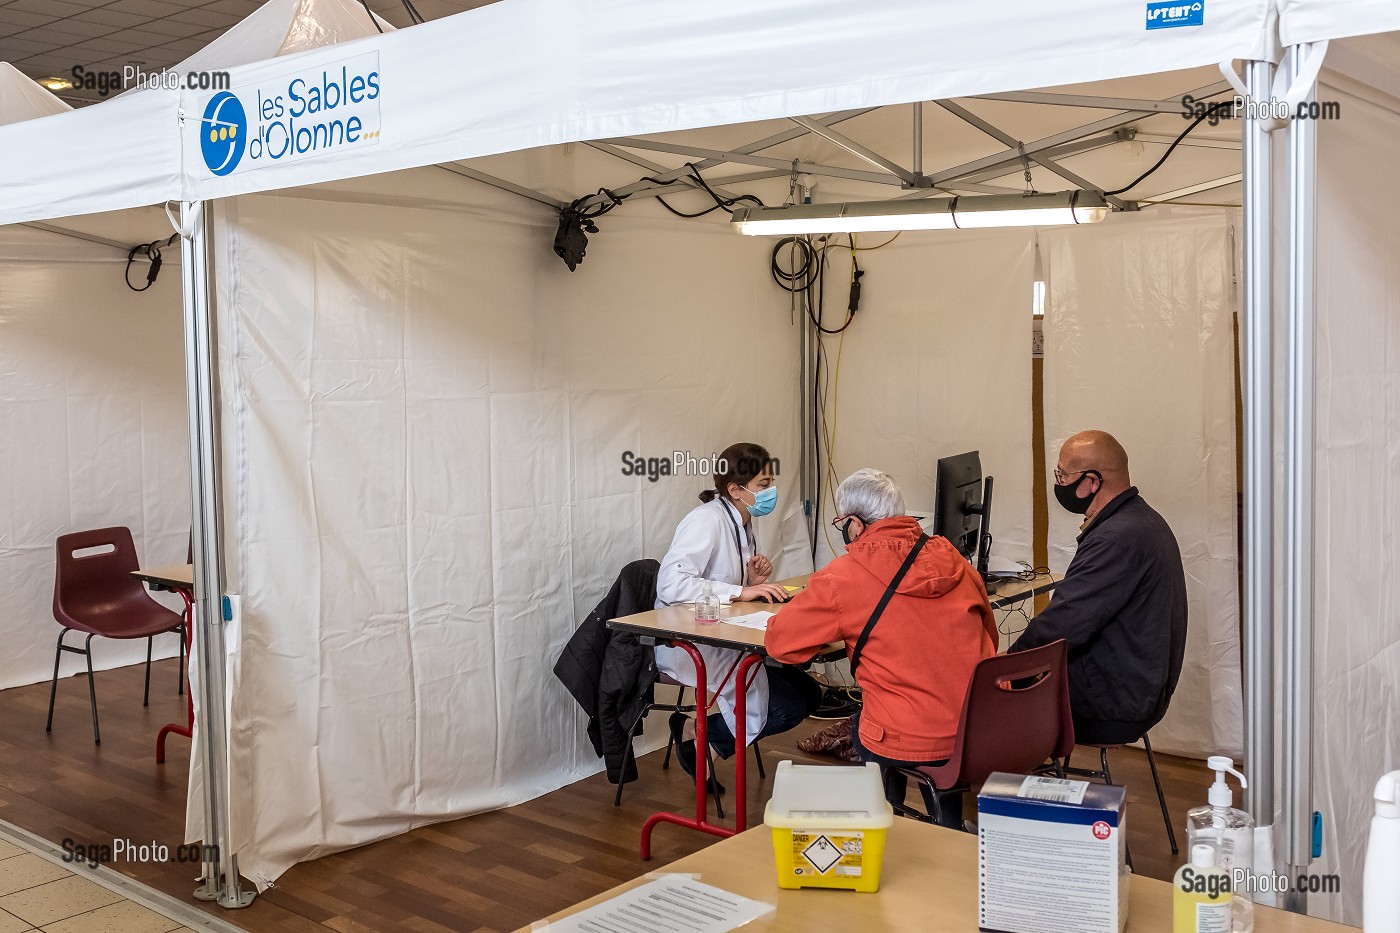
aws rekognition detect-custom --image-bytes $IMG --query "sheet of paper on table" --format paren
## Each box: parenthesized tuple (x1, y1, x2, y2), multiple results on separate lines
(723, 610, 776, 631)
(540, 874, 773, 932)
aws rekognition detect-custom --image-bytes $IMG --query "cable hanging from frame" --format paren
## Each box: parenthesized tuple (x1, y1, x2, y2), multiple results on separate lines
(554, 162, 764, 270)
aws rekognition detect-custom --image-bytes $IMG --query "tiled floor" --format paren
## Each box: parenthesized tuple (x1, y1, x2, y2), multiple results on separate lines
(0, 838, 201, 933)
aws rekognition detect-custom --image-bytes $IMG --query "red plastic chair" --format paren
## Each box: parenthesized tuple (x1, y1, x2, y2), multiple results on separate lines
(47, 527, 186, 745)
(889, 639, 1075, 825)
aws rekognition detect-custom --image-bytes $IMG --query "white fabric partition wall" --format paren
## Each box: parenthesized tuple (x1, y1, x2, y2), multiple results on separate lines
(0, 225, 188, 691)
(1306, 76, 1400, 925)
(208, 182, 806, 886)
(1041, 211, 1243, 760)
(812, 231, 1036, 592)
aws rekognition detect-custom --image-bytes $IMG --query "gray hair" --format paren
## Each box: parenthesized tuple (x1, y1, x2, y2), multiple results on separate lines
(835, 468, 906, 522)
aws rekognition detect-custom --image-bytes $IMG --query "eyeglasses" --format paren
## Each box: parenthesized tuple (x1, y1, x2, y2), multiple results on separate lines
(1053, 467, 1089, 485)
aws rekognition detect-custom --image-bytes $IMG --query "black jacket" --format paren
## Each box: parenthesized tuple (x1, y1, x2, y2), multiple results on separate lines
(554, 560, 659, 784)
(1010, 488, 1187, 744)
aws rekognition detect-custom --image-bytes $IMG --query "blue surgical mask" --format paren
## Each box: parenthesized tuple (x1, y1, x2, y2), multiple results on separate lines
(745, 485, 778, 517)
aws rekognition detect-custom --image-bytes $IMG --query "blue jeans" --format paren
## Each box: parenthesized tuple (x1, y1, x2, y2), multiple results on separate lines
(851, 711, 964, 829)
(706, 664, 822, 759)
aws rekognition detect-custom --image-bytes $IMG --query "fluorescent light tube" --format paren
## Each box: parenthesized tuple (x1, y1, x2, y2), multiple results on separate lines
(732, 190, 1110, 235)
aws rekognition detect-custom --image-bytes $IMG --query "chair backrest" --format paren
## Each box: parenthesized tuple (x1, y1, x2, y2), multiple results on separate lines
(940, 640, 1075, 788)
(53, 526, 144, 623)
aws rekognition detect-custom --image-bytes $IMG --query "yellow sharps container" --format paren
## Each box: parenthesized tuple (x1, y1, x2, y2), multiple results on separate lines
(764, 760, 894, 893)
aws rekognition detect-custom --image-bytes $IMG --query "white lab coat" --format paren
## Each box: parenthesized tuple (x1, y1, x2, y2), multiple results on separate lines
(655, 497, 770, 747)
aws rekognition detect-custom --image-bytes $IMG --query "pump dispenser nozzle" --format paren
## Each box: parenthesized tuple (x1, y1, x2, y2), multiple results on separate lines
(1206, 756, 1248, 808)
(1375, 771, 1400, 819)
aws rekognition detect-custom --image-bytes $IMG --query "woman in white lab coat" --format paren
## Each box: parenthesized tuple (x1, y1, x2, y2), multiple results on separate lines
(656, 442, 822, 793)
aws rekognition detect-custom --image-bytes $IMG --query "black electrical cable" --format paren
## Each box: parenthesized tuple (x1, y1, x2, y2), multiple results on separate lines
(358, 0, 384, 32)
(401, 0, 426, 24)
(770, 237, 857, 334)
(1104, 99, 1233, 196)
(125, 241, 163, 292)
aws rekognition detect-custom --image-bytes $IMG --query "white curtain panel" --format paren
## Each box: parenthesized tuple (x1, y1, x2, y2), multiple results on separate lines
(204, 187, 804, 886)
(1303, 78, 1400, 925)
(1042, 210, 1242, 760)
(0, 225, 188, 691)
(813, 230, 1035, 568)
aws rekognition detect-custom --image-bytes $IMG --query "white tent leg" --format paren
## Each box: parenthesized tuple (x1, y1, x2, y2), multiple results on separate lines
(1242, 55, 1276, 843)
(1282, 43, 1322, 912)
(180, 199, 253, 909)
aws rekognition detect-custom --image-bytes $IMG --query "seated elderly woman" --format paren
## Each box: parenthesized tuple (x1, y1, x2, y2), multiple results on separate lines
(764, 468, 997, 827)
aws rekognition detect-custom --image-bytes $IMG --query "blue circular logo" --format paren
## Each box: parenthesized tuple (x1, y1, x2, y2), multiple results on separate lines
(200, 91, 247, 176)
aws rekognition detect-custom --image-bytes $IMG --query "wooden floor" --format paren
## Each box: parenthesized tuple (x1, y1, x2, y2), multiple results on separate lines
(1, 661, 1208, 932)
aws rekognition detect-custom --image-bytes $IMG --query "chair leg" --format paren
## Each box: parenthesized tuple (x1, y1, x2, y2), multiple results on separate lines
(661, 686, 686, 771)
(1098, 747, 1133, 870)
(45, 630, 67, 732)
(178, 627, 186, 697)
(613, 707, 649, 808)
(1144, 735, 1178, 855)
(143, 636, 153, 707)
(707, 744, 725, 821)
(753, 737, 766, 780)
(84, 634, 100, 745)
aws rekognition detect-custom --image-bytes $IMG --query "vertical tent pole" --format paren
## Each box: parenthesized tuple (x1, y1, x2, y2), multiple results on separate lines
(1282, 45, 1319, 912)
(1242, 57, 1276, 834)
(797, 238, 817, 553)
(180, 199, 254, 909)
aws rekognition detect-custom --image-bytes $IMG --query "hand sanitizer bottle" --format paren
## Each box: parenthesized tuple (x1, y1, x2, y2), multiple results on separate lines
(1186, 757, 1254, 933)
(1175, 843, 1234, 933)
(694, 581, 720, 624)
(1364, 771, 1400, 931)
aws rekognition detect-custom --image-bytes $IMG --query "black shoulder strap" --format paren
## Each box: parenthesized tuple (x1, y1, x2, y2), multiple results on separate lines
(849, 533, 929, 678)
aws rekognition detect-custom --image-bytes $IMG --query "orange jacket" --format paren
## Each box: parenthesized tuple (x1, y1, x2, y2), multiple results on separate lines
(765, 516, 996, 762)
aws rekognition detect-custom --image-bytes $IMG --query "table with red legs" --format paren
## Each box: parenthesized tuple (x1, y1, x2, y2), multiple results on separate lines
(606, 571, 1063, 857)
(607, 577, 843, 857)
(131, 563, 195, 763)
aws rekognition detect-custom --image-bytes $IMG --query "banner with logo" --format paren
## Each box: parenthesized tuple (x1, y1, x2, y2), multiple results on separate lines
(195, 52, 382, 178)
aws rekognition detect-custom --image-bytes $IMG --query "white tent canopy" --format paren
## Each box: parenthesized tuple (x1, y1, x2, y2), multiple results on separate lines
(0, 61, 70, 126)
(1279, 0, 1400, 46)
(0, 0, 1276, 225)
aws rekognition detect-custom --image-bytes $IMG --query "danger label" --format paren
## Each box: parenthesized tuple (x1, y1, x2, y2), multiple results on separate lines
(794, 831, 864, 877)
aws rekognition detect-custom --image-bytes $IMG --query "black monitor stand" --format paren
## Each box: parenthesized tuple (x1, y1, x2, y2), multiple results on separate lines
(968, 475, 997, 591)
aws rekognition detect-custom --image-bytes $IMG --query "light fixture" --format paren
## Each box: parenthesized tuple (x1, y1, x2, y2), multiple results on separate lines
(731, 190, 1110, 235)
(39, 76, 73, 91)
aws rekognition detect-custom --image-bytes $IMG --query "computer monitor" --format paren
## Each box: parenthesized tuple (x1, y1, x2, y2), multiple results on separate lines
(932, 450, 994, 579)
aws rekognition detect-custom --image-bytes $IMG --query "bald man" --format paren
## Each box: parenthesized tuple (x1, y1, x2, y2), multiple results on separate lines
(1009, 430, 1187, 746)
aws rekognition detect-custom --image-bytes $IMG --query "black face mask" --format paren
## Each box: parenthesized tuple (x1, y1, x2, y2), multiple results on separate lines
(839, 517, 864, 547)
(1053, 471, 1101, 515)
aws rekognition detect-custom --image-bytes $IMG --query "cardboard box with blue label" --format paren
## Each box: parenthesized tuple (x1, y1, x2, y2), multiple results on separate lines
(978, 773, 1128, 933)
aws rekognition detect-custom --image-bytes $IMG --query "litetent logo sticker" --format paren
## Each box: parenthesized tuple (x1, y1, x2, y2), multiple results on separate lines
(195, 51, 381, 177)
(1146, 1, 1204, 30)
(200, 91, 246, 176)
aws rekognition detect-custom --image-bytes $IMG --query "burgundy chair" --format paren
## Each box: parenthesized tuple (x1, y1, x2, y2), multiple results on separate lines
(889, 639, 1075, 826)
(47, 527, 186, 744)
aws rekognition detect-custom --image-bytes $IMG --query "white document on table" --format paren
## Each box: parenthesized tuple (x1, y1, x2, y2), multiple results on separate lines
(723, 610, 776, 631)
(542, 874, 773, 932)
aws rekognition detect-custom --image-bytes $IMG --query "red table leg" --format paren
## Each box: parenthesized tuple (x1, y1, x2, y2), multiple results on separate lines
(641, 641, 739, 859)
(156, 589, 195, 764)
(731, 652, 765, 834)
